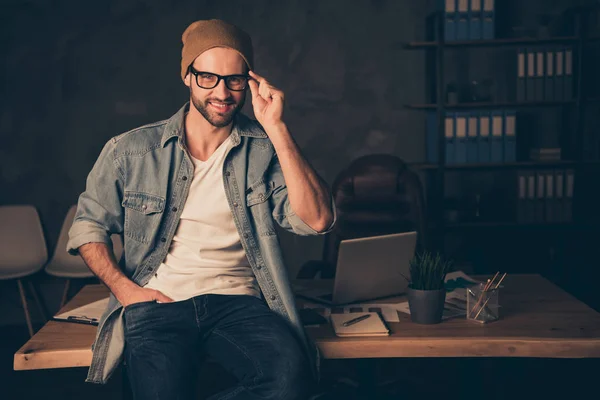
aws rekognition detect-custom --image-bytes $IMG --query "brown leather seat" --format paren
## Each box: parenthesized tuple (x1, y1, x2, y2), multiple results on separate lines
(297, 154, 427, 279)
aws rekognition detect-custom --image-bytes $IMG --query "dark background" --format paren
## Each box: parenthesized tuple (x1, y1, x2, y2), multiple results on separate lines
(1, 0, 599, 399)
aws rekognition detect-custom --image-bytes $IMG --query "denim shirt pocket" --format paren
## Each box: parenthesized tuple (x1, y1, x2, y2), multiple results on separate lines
(246, 179, 277, 236)
(122, 191, 165, 244)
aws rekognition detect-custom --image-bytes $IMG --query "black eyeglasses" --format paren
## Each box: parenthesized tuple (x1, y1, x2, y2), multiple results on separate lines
(188, 67, 249, 91)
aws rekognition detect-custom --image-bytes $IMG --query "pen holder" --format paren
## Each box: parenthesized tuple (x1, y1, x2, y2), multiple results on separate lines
(466, 283, 500, 323)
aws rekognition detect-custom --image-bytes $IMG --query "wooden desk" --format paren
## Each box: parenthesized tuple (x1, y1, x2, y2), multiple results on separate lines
(14, 274, 600, 371)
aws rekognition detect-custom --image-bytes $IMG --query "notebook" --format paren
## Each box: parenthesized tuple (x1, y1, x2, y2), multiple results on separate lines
(53, 297, 109, 326)
(330, 312, 390, 337)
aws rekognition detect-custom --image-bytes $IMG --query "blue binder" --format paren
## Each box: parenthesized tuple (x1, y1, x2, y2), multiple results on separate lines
(503, 110, 517, 162)
(490, 110, 504, 162)
(454, 112, 468, 164)
(535, 50, 545, 101)
(555, 49, 564, 100)
(445, 113, 456, 164)
(467, 111, 479, 163)
(564, 47, 573, 99)
(478, 111, 491, 162)
(445, 15, 456, 41)
(482, 0, 494, 39)
(526, 48, 536, 101)
(456, 17, 468, 40)
(517, 48, 526, 101)
(456, 0, 469, 40)
(442, 0, 457, 41)
(544, 48, 555, 101)
(469, 0, 482, 40)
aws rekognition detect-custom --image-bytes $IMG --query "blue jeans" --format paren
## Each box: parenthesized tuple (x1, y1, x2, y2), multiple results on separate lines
(123, 294, 314, 400)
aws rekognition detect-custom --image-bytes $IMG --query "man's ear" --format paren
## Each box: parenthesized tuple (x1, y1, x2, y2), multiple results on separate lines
(184, 72, 191, 88)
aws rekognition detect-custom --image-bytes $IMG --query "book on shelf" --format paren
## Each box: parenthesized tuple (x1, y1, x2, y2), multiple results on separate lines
(530, 147, 561, 161)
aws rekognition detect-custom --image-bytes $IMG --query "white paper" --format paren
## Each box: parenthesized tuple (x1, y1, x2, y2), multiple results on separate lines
(299, 271, 481, 323)
(54, 297, 109, 322)
(302, 301, 403, 323)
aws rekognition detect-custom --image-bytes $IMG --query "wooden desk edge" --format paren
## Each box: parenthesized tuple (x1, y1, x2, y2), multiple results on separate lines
(13, 275, 600, 371)
(14, 337, 600, 371)
(14, 348, 93, 371)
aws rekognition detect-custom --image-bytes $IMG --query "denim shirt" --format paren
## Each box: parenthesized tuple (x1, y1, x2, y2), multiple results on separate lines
(67, 103, 336, 384)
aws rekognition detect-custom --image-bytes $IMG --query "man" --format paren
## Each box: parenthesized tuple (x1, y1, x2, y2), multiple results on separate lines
(67, 19, 335, 400)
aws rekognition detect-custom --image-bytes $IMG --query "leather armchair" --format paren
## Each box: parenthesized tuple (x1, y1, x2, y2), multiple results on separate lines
(297, 154, 426, 279)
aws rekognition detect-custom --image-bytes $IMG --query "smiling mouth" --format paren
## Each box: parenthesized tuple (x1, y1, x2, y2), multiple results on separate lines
(208, 102, 235, 113)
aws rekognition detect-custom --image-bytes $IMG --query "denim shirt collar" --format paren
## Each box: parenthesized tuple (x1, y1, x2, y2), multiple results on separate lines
(161, 102, 268, 148)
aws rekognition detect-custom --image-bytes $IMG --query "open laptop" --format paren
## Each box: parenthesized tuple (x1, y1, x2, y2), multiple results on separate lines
(294, 231, 417, 305)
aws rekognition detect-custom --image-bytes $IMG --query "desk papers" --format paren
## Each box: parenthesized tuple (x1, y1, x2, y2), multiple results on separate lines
(53, 297, 109, 325)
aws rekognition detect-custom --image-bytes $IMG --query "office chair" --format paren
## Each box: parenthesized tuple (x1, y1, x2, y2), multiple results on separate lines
(45, 205, 123, 307)
(297, 154, 426, 279)
(0, 205, 49, 337)
(296, 155, 427, 397)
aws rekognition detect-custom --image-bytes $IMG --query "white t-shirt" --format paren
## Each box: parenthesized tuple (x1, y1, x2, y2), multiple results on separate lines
(144, 135, 260, 301)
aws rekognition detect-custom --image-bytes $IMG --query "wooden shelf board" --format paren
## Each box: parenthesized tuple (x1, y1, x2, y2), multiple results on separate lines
(444, 221, 598, 230)
(403, 36, 599, 49)
(409, 160, 596, 171)
(404, 100, 576, 110)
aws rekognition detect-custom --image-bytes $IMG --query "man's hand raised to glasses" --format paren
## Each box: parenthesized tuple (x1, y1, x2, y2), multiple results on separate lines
(247, 70, 286, 132)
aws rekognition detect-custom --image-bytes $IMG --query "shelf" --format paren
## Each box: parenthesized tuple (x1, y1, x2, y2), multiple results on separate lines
(402, 36, 600, 50)
(410, 160, 595, 171)
(404, 100, 576, 110)
(444, 221, 598, 230)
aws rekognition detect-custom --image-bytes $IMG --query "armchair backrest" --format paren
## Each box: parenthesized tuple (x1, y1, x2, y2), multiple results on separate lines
(321, 154, 426, 278)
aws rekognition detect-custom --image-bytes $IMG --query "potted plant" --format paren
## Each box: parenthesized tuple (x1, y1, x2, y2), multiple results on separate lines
(406, 251, 453, 324)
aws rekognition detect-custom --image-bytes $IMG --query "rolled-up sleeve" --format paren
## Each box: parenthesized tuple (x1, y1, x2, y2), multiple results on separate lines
(67, 139, 125, 255)
(268, 155, 337, 236)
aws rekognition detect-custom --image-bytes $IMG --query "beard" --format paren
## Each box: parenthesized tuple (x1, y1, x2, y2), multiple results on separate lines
(191, 91, 245, 128)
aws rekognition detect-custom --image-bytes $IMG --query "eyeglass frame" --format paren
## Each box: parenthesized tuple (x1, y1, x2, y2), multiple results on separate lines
(188, 66, 250, 91)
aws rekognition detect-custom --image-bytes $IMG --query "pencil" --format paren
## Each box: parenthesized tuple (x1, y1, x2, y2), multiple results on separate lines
(494, 273, 507, 289)
(486, 272, 500, 291)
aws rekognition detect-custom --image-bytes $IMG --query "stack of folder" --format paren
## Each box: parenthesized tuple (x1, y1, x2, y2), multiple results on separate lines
(427, 109, 516, 164)
(441, 0, 495, 41)
(530, 147, 561, 161)
(517, 169, 574, 223)
(517, 47, 573, 101)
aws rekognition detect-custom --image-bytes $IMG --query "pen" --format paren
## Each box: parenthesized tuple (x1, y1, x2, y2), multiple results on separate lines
(65, 316, 98, 325)
(342, 314, 371, 327)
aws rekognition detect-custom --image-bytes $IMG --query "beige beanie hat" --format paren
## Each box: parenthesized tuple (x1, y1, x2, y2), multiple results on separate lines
(180, 19, 254, 81)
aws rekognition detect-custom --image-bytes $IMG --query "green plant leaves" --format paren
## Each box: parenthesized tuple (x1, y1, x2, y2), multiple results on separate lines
(408, 251, 453, 290)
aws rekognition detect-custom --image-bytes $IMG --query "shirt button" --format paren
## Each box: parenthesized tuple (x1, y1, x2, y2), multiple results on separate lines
(141, 205, 147, 210)
(160, 238, 167, 243)
(256, 265, 262, 270)
(171, 207, 178, 212)
(243, 233, 248, 238)
(270, 295, 276, 301)
(233, 202, 238, 207)
(225, 171, 230, 177)
(182, 176, 188, 181)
